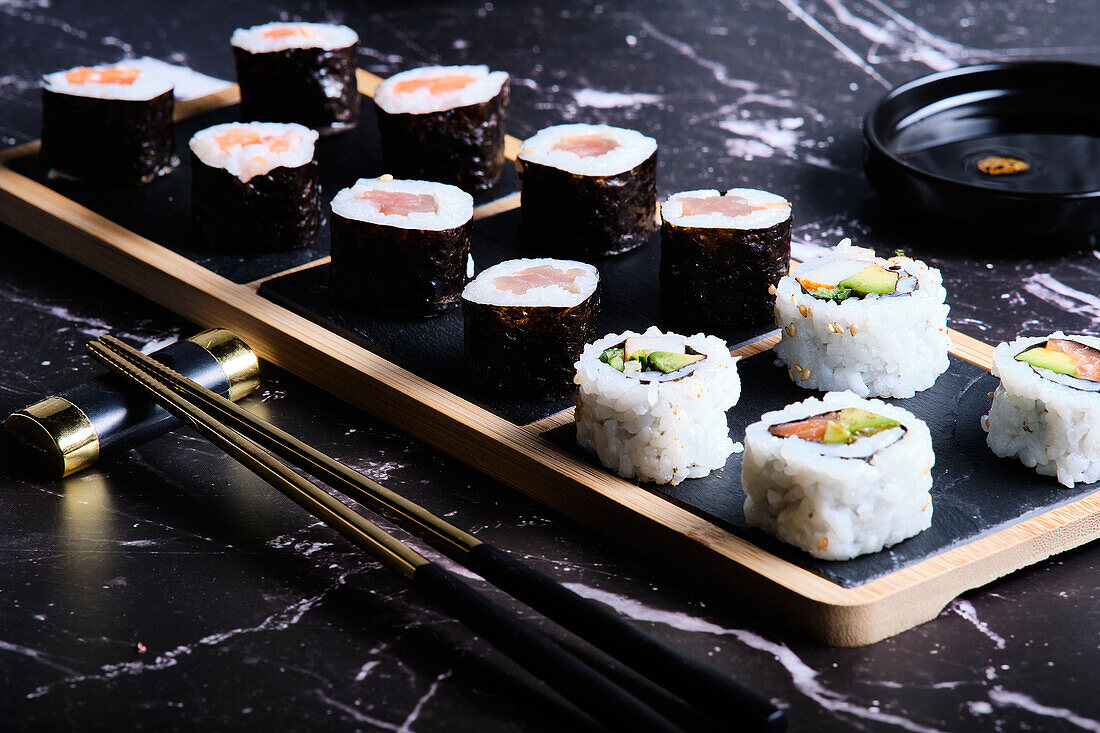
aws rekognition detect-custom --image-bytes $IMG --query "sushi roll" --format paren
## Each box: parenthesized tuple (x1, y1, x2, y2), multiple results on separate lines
(189, 122, 320, 252)
(773, 238, 950, 398)
(982, 333, 1100, 487)
(40, 63, 177, 185)
(463, 258, 600, 397)
(517, 124, 658, 258)
(660, 188, 792, 329)
(742, 391, 934, 561)
(332, 177, 474, 317)
(231, 22, 360, 133)
(574, 327, 741, 485)
(373, 65, 510, 191)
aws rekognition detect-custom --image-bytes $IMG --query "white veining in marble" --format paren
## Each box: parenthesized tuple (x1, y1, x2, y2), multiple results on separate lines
(949, 599, 1007, 650)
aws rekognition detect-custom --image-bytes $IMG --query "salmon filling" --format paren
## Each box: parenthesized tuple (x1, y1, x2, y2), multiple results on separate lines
(551, 134, 621, 158)
(393, 74, 477, 96)
(679, 195, 788, 218)
(493, 265, 586, 295)
(64, 66, 141, 85)
(214, 130, 295, 154)
(1048, 339, 1100, 381)
(359, 190, 439, 216)
(769, 408, 900, 445)
(261, 25, 320, 40)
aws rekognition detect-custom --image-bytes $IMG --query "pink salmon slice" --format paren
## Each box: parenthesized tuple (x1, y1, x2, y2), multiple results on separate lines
(492, 265, 586, 294)
(551, 134, 621, 158)
(359, 190, 439, 216)
(1048, 338, 1100, 382)
(680, 195, 788, 218)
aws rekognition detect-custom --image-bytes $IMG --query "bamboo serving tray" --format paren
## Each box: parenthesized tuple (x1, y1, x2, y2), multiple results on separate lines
(1, 71, 1097, 646)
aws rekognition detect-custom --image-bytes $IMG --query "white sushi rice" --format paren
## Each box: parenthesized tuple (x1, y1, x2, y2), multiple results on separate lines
(374, 65, 508, 115)
(518, 123, 657, 177)
(773, 239, 950, 398)
(463, 258, 598, 308)
(742, 391, 935, 561)
(661, 188, 791, 230)
(42, 64, 173, 101)
(190, 122, 317, 182)
(331, 177, 473, 231)
(574, 326, 741, 485)
(982, 332, 1100, 488)
(230, 22, 358, 53)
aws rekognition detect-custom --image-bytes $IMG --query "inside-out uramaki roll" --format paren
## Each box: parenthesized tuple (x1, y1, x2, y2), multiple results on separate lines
(231, 22, 360, 133)
(773, 238, 950, 398)
(517, 124, 658, 259)
(660, 188, 791, 329)
(463, 258, 600, 398)
(574, 327, 741, 485)
(41, 64, 177, 185)
(982, 332, 1100, 487)
(189, 122, 320, 252)
(742, 391, 934, 561)
(331, 177, 474, 317)
(373, 65, 510, 191)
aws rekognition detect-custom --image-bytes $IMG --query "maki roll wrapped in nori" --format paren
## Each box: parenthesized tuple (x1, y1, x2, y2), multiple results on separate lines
(660, 188, 791, 330)
(982, 333, 1100, 487)
(331, 177, 474, 317)
(517, 124, 658, 259)
(231, 22, 360, 133)
(742, 391, 934, 560)
(463, 258, 600, 398)
(574, 327, 741, 485)
(373, 65, 510, 192)
(773, 238, 950, 398)
(189, 122, 320, 252)
(40, 64, 177, 185)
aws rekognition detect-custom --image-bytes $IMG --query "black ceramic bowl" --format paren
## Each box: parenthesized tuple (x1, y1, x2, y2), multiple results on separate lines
(863, 61, 1100, 248)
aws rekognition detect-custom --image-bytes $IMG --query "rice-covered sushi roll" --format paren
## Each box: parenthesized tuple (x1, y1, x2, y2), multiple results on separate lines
(518, 124, 658, 258)
(574, 327, 741, 485)
(189, 122, 320, 252)
(374, 65, 510, 191)
(332, 177, 474, 317)
(773, 238, 950, 398)
(660, 188, 792, 329)
(742, 391, 934, 561)
(40, 64, 177, 185)
(463, 258, 600, 398)
(982, 333, 1100, 487)
(232, 22, 360, 133)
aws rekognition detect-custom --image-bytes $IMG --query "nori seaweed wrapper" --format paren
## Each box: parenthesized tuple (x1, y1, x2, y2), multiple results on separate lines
(660, 214, 791, 329)
(233, 44, 360, 133)
(330, 216, 471, 317)
(518, 152, 657, 259)
(191, 154, 321, 252)
(463, 288, 601, 399)
(374, 81, 509, 192)
(40, 89, 177, 185)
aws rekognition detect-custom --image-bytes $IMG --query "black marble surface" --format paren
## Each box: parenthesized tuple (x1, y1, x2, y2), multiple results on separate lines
(1, 2, 1098, 731)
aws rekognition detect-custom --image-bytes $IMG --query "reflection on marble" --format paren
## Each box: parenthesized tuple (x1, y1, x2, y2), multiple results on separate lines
(1, 0, 1098, 731)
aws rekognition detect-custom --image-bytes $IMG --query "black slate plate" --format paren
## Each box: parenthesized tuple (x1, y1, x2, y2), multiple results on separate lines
(863, 61, 1100, 247)
(544, 351, 1099, 588)
(11, 98, 518, 283)
(259, 208, 770, 425)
